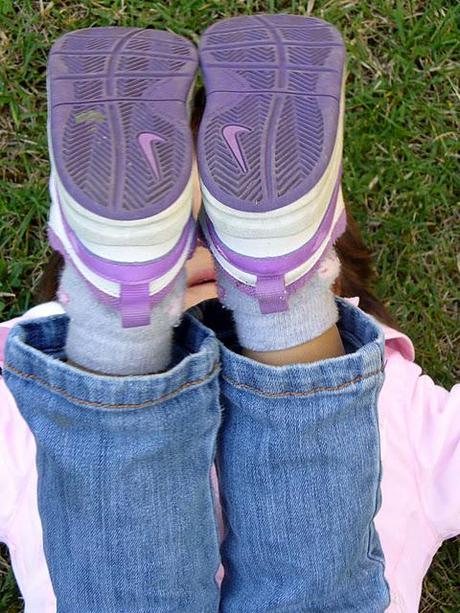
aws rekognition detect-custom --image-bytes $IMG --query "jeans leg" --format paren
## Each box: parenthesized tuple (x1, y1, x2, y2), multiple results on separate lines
(213, 298, 390, 612)
(4, 313, 222, 613)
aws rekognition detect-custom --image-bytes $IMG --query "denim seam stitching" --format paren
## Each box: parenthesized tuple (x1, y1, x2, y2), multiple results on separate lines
(4, 361, 220, 409)
(365, 386, 390, 603)
(221, 365, 384, 397)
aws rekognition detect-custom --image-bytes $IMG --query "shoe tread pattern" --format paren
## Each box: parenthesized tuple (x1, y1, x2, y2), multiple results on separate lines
(48, 27, 197, 220)
(198, 15, 345, 212)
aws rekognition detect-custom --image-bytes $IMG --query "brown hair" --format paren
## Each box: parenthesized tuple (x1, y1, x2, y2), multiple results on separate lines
(334, 212, 399, 329)
(35, 89, 400, 331)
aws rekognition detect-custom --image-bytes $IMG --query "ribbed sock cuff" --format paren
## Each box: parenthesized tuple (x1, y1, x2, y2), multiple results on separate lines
(59, 265, 186, 375)
(217, 250, 340, 352)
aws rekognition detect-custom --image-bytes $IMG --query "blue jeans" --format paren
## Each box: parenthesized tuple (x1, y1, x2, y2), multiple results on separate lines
(4, 298, 390, 612)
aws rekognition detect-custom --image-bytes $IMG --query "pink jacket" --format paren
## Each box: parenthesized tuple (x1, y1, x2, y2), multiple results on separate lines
(1, 300, 459, 613)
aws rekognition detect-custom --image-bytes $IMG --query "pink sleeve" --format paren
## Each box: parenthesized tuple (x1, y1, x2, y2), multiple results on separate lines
(0, 378, 31, 544)
(407, 366, 460, 539)
(0, 305, 64, 544)
(0, 322, 33, 544)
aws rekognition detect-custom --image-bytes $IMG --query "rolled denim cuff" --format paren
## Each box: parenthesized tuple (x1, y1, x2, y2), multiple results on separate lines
(4, 313, 222, 613)
(216, 298, 390, 612)
(4, 312, 219, 408)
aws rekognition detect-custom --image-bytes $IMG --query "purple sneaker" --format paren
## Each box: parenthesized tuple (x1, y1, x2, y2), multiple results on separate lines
(47, 27, 198, 327)
(197, 15, 346, 314)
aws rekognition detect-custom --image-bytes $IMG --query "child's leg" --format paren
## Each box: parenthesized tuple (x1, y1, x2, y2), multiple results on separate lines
(197, 15, 388, 609)
(3, 312, 222, 612)
(4, 27, 224, 611)
(210, 297, 389, 611)
(245, 323, 345, 365)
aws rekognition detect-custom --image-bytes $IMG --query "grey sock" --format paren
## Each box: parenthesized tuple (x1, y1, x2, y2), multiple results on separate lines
(58, 264, 186, 375)
(217, 249, 340, 352)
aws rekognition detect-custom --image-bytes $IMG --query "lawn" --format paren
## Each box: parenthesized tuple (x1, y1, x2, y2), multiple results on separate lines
(0, 0, 459, 611)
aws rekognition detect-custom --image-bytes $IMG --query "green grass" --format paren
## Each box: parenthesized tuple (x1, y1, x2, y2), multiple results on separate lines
(0, 0, 459, 610)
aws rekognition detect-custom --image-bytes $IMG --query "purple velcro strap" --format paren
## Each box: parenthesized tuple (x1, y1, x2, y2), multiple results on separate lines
(120, 283, 151, 328)
(255, 276, 288, 314)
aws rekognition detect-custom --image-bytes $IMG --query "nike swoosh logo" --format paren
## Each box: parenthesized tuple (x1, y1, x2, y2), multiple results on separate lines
(138, 132, 165, 180)
(222, 125, 250, 173)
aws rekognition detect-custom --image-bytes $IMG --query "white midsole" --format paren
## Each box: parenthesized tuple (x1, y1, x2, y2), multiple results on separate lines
(50, 169, 193, 261)
(48, 195, 194, 297)
(46, 68, 196, 263)
(203, 187, 345, 287)
(200, 91, 344, 258)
